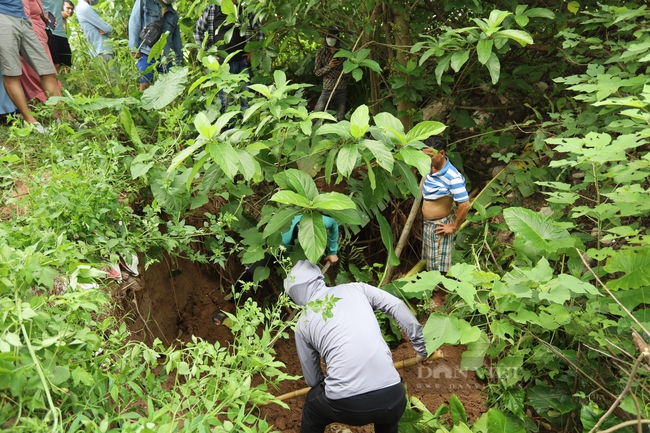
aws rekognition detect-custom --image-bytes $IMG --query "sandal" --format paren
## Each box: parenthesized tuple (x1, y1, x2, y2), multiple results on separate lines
(211, 310, 228, 327)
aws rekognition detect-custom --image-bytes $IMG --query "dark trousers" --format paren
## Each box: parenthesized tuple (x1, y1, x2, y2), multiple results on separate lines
(301, 382, 406, 433)
(313, 88, 347, 121)
(219, 56, 251, 113)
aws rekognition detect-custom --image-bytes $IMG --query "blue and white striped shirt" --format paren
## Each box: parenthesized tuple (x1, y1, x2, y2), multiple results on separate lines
(422, 157, 469, 203)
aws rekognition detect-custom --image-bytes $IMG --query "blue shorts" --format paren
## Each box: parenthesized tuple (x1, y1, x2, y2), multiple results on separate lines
(136, 52, 172, 84)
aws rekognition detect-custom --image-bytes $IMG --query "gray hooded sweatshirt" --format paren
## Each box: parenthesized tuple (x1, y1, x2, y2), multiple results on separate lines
(285, 260, 427, 400)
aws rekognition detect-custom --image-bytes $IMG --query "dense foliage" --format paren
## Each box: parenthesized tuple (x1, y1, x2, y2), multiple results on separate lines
(1, 0, 649, 431)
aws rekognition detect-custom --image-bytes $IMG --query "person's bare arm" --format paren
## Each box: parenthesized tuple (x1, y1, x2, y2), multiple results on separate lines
(435, 200, 470, 235)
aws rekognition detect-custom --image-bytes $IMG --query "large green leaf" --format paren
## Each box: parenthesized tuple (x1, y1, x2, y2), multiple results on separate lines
(337, 144, 359, 178)
(315, 122, 352, 139)
(263, 208, 302, 238)
(435, 54, 451, 85)
(423, 313, 463, 353)
(236, 149, 256, 181)
(503, 207, 571, 253)
(376, 212, 399, 267)
(605, 249, 650, 290)
(525, 8, 555, 19)
(208, 140, 240, 179)
(450, 50, 471, 73)
(487, 408, 525, 433)
(269, 190, 312, 208)
(297, 212, 327, 264)
(373, 112, 405, 143)
(460, 331, 489, 370)
(350, 105, 370, 138)
(495, 29, 533, 46)
(396, 270, 448, 299)
(440, 278, 476, 309)
(476, 39, 493, 65)
(50, 365, 70, 385)
(274, 169, 319, 201)
(405, 121, 446, 143)
(485, 52, 501, 84)
(449, 394, 467, 426)
(528, 383, 577, 419)
(393, 160, 420, 198)
(312, 192, 356, 211)
(323, 208, 363, 225)
(580, 401, 624, 432)
(361, 139, 394, 173)
(168, 140, 204, 174)
(399, 147, 430, 177)
(141, 67, 188, 110)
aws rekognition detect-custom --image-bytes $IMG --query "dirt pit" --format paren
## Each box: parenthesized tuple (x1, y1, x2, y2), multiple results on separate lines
(116, 256, 487, 431)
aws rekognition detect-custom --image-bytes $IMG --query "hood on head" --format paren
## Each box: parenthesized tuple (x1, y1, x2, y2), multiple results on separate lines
(284, 260, 325, 306)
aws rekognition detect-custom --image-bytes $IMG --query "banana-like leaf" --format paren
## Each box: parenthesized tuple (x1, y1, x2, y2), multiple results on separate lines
(141, 67, 188, 110)
(503, 207, 572, 253)
(605, 249, 650, 290)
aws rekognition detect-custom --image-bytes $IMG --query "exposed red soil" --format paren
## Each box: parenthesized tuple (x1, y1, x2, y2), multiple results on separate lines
(116, 256, 487, 431)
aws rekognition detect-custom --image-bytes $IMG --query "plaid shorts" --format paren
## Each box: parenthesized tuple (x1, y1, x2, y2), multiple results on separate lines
(422, 215, 454, 273)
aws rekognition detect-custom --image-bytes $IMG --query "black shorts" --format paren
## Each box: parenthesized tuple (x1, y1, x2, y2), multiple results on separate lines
(47, 34, 72, 67)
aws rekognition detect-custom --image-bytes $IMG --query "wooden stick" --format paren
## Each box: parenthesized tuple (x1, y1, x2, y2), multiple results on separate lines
(273, 349, 444, 403)
(380, 178, 424, 287)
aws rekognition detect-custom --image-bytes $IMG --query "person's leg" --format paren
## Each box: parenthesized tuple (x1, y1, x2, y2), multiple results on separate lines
(422, 220, 436, 272)
(40, 74, 61, 97)
(0, 14, 38, 123)
(328, 383, 406, 433)
(137, 53, 154, 91)
(226, 57, 250, 112)
(47, 35, 62, 72)
(313, 90, 332, 113)
(301, 384, 338, 433)
(59, 37, 72, 69)
(373, 384, 407, 433)
(2, 75, 36, 123)
(331, 89, 348, 121)
(436, 214, 454, 273)
(17, 17, 59, 99)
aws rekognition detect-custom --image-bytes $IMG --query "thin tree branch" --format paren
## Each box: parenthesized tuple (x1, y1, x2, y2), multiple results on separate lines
(588, 353, 645, 433)
(597, 419, 650, 433)
(576, 249, 650, 339)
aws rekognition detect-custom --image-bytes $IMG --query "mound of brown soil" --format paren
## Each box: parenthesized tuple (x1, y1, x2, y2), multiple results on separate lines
(117, 256, 487, 431)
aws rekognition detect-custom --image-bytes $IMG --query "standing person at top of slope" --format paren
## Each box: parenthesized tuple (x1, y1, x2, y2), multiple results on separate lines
(0, 0, 62, 130)
(128, 0, 183, 91)
(313, 26, 348, 122)
(76, 0, 113, 61)
(421, 135, 470, 273)
(285, 260, 427, 433)
(19, 0, 61, 103)
(43, 0, 73, 71)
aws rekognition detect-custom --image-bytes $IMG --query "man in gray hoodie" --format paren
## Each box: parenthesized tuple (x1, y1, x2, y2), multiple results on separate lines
(284, 260, 428, 433)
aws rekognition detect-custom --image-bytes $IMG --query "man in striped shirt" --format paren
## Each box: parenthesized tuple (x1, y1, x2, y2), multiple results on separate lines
(421, 136, 470, 273)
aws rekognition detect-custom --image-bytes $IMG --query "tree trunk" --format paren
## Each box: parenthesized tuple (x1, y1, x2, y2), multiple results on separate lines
(392, 7, 413, 131)
(364, 4, 381, 115)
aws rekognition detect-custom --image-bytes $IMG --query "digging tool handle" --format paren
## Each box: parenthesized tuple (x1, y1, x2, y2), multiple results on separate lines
(273, 350, 443, 402)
